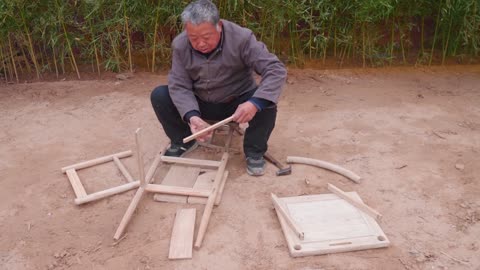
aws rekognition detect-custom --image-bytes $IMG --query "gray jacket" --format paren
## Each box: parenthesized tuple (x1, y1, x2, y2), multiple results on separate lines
(168, 19, 287, 118)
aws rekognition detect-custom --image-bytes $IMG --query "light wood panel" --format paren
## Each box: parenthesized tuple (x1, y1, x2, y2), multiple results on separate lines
(274, 192, 389, 257)
(168, 208, 196, 260)
(153, 165, 201, 203)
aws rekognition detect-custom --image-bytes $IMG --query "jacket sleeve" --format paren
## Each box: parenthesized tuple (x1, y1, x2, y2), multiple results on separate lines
(168, 44, 199, 119)
(240, 33, 287, 104)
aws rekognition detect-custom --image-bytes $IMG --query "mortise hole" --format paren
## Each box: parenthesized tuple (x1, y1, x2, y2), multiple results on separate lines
(377, 235, 386, 241)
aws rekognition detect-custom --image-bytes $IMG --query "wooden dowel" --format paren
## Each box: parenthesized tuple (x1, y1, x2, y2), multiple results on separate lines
(75, 181, 140, 205)
(275, 206, 302, 251)
(61, 150, 132, 173)
(214, 171, 229, 205)
(224, 125, 234, 152)
(183, 116, 234, 144)
(113, 156, 134, 183)
(65, 169, 87, 198)
(194, 152, 229, 249)
(135, 128, 146, 187)
(286, 156, 361, 183)
(145, 143, 170, 184)
(113, 187, 145, 240)
(161, 156, 221, 168)
(327, 183, 382, 220)
(145, 184, 211, 197)
(271, 193, 304, 240)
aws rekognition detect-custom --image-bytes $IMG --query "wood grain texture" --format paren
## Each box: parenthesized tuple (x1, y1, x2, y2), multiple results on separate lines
(274, 192, 389, 257)
(160, 156, 221, 169)
(153, 165, 200, 203)
(187, 170, 228, 205)
(168, 208, 196, 260)
(65, 169, 87, 198)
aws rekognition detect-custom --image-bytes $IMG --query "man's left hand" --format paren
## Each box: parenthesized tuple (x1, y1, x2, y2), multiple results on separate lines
(233, 101, 258, 124)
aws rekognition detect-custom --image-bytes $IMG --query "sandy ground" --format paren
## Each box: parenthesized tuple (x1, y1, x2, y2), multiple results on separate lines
(0, 66, 479, 270)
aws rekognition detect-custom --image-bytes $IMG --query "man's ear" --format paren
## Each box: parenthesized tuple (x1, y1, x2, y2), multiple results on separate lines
(216, 21, 223, 32)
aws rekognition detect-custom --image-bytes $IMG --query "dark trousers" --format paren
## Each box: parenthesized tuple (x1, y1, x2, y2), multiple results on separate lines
(150, 85, 277, 158)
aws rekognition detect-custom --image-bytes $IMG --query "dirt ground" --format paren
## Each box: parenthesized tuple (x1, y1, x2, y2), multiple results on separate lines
(1, 65, 479, 270)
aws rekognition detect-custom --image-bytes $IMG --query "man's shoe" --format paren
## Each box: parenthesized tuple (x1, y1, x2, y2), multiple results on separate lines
(246, 156, 266, 176)
(164, 141, 198, 157)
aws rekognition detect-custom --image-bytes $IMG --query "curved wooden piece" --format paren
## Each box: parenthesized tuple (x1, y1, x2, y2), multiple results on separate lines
(286, 156, 361, 183)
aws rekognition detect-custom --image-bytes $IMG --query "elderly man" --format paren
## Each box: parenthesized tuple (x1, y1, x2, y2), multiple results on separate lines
(150, 0, 286, 176)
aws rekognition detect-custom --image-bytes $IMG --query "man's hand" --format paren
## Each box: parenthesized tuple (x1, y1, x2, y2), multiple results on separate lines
(233, 101, 258, 124)
(188, 116, 212, 142)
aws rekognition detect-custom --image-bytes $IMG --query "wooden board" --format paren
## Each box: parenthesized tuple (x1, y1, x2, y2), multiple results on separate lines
(275, 192, 389, 257)
(153, 165, 200, 203)
(187, 170, 228, 205)
(168, 208, 196, 259)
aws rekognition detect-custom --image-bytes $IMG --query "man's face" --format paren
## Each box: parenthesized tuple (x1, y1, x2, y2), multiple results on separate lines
(185, 22, 222, 54)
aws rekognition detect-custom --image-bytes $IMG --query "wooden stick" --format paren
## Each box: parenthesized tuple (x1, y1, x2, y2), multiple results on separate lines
(113, 186, 145, 240)
(145, 142, 170, 184)
(61, 150, 132, 173)
(135, 128, 146, 187)
(75, 181, 140, 205)
(286, 156, 361, 183)
(161, 156, 221, 168)
(145, 184, 211, 197)
(169, 208, 196, 259)
(194, 152, 229, 249)
(327, 183, 382, 220)
(214, 171, 229, 205)
(183, 116, 234, 144)
(271, 193, 304, 240)
(113, 156, 134, 182)
(65, 169, 87, 198)
(274, 203, 302, 251)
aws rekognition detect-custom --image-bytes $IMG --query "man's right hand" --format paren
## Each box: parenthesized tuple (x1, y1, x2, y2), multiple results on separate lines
(188, 116, 213, 142)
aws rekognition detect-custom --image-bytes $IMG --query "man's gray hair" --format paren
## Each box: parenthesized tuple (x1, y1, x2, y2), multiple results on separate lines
(181, 0, 220, 25)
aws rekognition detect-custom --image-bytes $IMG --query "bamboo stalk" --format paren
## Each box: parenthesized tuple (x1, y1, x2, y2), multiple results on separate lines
(21, 14, 41, 79)
(123, 1, 133, 73)
(7, 35, 19, 83)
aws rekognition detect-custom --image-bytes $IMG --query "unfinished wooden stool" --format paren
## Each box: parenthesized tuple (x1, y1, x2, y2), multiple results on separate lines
(113, 127, 233, 253)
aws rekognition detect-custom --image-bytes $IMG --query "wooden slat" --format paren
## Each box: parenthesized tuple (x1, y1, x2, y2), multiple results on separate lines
(187, 171, 228, 205)
(74, 181, 140, 205)
(276, 192, 389, 257)
(135, 128, 146, 186)
(183, 116, 234, 143)
(113, 156, 134, 182)
(327, 183, 382, 220)
(65, 169, 87, 198)
(194, 152, 229, 249)
(153, 165, 200, 204)
(113, 187, 145, 240)
(271, 193, 304, 240)
(160, 156, 221, 168)
(145, 184, 211, 197)
(61, 150, 132, 172)
(168, 208, 196, 259)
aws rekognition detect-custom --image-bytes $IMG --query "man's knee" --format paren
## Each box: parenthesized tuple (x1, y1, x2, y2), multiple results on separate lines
(151, 85, 170, 106)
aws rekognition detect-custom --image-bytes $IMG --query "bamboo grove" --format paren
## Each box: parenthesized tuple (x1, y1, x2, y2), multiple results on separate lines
(1, 0, 479, 82)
